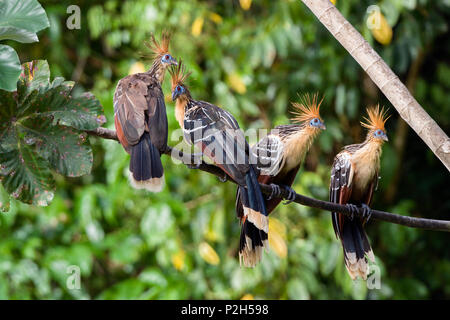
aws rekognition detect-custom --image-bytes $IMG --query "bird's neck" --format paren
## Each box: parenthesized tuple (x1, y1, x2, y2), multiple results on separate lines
(147, 59, 166, 84)
(175, 97, 191, 128)
(282, 126, 320, 172)
(354, 138, 383, 164)
(351, 139, 383, 187)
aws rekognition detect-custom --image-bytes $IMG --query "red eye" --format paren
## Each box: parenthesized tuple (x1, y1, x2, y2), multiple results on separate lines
(165, 54, 170, 59)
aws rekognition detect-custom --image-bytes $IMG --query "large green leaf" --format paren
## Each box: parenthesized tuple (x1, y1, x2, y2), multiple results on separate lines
(0, 1, 50, 91)
(19, 59, 50, 91)
(16, 61, 103, 130)
(0, 145, 54, 206)
(20, 118, 93, 177)
(0, 26, 38, 43)
(0, 0, 49, 34)
(0, 45, 21, 91)
(0, 60, 105, 206)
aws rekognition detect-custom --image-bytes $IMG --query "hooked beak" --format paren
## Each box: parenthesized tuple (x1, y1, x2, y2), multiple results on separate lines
(319, 122, 326, 130)
(170, 57, 178, 66)
(382, 134, 389, 142)
(171, 90, 179, 101)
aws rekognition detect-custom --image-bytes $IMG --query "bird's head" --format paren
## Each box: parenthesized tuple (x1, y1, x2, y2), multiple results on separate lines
(361, 105, 390, 142)
(291, 93, 326, 131)
(169, 60, 192, 101)
(145, 31, 178, 69)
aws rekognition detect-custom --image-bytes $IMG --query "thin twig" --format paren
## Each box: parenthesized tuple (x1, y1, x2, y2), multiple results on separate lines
(87, 127, 450, 232)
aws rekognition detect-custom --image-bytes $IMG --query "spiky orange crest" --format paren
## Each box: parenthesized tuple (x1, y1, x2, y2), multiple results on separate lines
(290, 93, 324, 123)
(361, 105, 390, 132)
(169, 60, 192, 90)
(144, 31, 171, 57)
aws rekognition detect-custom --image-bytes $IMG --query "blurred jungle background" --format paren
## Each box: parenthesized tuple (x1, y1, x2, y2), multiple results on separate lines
(0, 0, 449, 299)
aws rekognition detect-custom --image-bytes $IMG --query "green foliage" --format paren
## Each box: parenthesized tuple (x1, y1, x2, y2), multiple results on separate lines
(0, 0, 49, 91)
(0, 60, 104, 206)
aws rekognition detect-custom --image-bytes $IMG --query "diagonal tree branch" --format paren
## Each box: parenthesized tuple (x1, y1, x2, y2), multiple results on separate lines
(300, 0, 450, 172)
(87, 127, 450, 232)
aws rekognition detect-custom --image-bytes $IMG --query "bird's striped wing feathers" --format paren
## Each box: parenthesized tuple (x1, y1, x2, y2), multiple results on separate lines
(330, 151, 354, 238)
(184, 101, 249, 184)
(252, 134, 284, 177)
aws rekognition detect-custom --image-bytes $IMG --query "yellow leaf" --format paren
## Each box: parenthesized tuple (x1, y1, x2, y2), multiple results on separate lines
(191, 17, 204, 37)
(240, 0, 252, 11)
(330, 0, 337, 5)
(368, 10, 393, 45)
(227, 73, 246, 94)
(205, 228, 218, 242)
(269, 218, 287, 258)
(198, 242, 220, 265)
(269, 217, 287, 239)
(269, 232, 287, 258)
(128, 61, 146, 75)
(171, 249, 186, 271)
(241, 294, 254, 300)
(209, 12, 223, 24)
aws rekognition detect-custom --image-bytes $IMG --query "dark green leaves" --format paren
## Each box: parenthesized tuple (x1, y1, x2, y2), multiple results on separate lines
(0, 60, 105, 206)
(21, 118, 94, 177)
(0, 145, 55, 206)
(0, 0, 50, 91)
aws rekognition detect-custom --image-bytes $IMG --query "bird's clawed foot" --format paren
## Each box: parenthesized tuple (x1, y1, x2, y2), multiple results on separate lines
(187, 162, 202, 169)
(345, 204, 359, 220)
(218, 173, 228, 183)
(282, 185, 296, 205)
(267, 183, 281, 200)
(361, 204, 372, 223)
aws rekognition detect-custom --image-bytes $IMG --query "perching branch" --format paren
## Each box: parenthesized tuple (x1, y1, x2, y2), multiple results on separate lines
(300, 0, 450, 172)
(87, 127, 450, 232)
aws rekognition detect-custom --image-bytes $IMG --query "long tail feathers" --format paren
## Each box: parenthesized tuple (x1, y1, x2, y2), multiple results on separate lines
(239, 166, 268, 267)
(340, 218, 375, 280)
(129, 132, 164, 192)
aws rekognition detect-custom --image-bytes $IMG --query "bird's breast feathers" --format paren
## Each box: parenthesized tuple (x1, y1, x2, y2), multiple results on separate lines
(351, 142, 382, 191)
(282, 127, 318, 172)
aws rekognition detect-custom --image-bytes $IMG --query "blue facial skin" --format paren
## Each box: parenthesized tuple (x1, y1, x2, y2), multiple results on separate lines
(309, 118, 326, 130)
(161, 54, 177, 65)
(373, 129, 388, 141)
(172, 85, 186, 101)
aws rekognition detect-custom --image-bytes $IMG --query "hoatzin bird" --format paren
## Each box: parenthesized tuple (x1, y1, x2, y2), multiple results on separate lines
(235, 94, 326, 260)
(113, 32, 177, 192)
(170, 61, 268, 267)
(330, 105, 390, 280)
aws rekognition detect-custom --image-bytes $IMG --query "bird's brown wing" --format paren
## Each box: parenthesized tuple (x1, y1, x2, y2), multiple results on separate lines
(145, 82, 168, 151)
(113, 75, 150, 151)
(330, 151, 354, 239)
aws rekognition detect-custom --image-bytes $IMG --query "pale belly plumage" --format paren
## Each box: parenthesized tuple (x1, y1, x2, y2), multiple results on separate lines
(350, 145, 381, 200)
